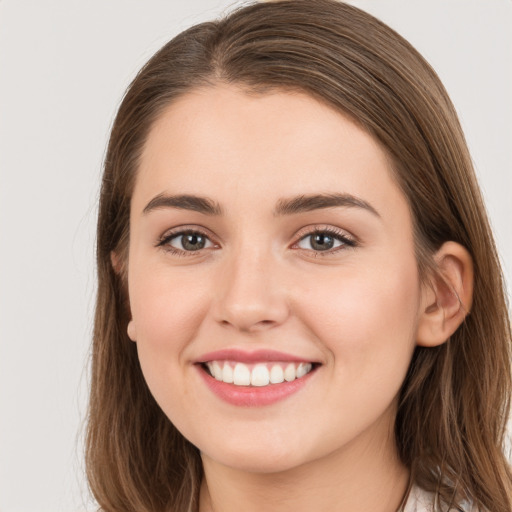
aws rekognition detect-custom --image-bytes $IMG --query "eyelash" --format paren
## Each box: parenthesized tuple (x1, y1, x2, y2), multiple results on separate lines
(156, 225, 357, 257)
(294, 227, 357, 256)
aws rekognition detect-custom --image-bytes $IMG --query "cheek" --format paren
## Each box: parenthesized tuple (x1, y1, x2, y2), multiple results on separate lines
(127, 267, 213, 421)
(129, 266, 210, 347)
(127, 264, 213, 406)
(293, 255, 421, 372)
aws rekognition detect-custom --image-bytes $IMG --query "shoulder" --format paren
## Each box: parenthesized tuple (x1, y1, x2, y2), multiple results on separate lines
(403, 485, 478, 512)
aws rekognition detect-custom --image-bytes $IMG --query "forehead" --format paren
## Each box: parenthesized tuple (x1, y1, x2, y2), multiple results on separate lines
(133, 84, 407, 221)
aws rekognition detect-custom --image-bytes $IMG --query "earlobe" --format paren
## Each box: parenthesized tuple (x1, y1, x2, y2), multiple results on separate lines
(127, 320, 137, 342)
(416, 241, 474, 347)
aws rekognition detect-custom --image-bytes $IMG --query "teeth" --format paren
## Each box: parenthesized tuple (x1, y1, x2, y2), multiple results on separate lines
(296, 362, 309, 378)
(269, 365, 284, 384)
(233, 363, 251, 386)
(284, 363, 296, 382)
(251, 364, 270, 387)
(212, 361, 223, 381)
(222, 363, 234, 383)
(206, 361, 313, 387)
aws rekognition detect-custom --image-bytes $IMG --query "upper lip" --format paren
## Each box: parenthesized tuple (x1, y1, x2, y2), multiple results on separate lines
(195, 349, 319, 364)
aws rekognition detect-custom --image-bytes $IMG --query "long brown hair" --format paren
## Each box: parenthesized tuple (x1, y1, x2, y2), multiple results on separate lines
(86, 1, 512, 510)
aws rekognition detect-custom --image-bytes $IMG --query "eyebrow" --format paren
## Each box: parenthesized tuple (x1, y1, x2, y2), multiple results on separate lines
(142, 192, 380, 218)
(143, 193, 223, 215)
(273, 193, 380, 218)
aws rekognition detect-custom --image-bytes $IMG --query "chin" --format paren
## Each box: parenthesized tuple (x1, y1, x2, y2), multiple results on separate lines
(197, 429, 319, 475)
(203, 449, 307, 475)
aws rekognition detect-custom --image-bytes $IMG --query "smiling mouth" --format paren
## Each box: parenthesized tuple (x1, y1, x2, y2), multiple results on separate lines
(202, 361, 316, 387)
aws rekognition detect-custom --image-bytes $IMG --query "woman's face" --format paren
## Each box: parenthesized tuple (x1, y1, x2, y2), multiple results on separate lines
(126, 84, 425, 473)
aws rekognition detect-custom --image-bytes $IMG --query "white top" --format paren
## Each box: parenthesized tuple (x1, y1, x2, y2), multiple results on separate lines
(404, 485, 476, 512)
(403, 485, 433, 511)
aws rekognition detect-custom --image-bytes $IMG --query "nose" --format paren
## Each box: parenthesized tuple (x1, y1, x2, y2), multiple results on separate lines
(213, 245, 290, 333)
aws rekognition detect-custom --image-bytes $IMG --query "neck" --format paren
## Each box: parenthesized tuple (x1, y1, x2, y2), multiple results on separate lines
(199, 416, 410, 512)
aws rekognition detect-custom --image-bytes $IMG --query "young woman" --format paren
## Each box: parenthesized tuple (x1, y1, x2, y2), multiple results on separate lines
(85, 1, 512, 510)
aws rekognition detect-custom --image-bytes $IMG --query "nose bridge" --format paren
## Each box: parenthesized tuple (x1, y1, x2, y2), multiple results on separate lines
(214, 235, 289, 332)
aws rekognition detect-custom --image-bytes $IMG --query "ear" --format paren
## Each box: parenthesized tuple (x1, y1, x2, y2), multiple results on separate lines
(111, 251, 136, 341)
(416, 241, 474, 347)
(127, 319, 137, 342)
(110, 251, 123, 275)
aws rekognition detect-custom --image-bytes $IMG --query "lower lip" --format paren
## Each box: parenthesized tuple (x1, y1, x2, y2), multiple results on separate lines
(196, 365, 315, 407)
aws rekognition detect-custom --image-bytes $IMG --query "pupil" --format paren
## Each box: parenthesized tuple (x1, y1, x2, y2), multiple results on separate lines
(312, 234, 333, 251)
(183, 234, 205, 251)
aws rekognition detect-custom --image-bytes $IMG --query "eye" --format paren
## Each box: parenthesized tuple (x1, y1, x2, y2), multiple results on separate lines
(295, 227, 356, 254)
(157, 229, 215, 254)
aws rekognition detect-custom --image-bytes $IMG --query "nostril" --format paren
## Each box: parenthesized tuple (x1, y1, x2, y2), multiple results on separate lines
(219, 317, 279, 332)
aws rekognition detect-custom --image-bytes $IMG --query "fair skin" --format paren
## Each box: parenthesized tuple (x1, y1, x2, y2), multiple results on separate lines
(120, 84, 473, 512)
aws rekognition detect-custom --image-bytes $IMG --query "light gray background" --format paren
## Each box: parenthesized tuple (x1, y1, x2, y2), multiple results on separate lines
(0, 1, 511, 511)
